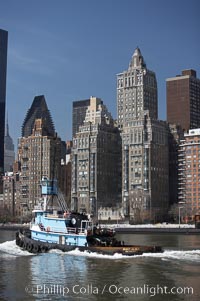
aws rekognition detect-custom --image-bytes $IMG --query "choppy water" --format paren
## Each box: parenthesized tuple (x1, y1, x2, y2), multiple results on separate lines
(0, 230, 200, 301)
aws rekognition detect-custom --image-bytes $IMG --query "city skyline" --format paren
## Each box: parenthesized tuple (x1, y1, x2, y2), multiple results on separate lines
(0, 0, 200, 148)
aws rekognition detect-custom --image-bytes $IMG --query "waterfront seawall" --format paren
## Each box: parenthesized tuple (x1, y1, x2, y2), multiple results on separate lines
(0, 224, 29, 231)
(1, 223, 200, 234)
(114, 227, 200, 234)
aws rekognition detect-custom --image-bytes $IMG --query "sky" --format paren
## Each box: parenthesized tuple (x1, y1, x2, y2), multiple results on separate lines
(0, 0, 200, 150)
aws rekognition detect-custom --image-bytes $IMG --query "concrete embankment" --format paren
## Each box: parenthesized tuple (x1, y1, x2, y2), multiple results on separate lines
(0, 224, 29, 231)
(1, 223, 200, 234)
(114, 227, 200, 234)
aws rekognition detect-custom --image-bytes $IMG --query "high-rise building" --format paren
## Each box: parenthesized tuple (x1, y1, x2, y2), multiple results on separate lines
(18, 118, 63, 216)
(178, 129, 200, 221)
(167, 70, 200, 131)
(72, 99, 91, 137)
(71, 97, 121, 217)
(4, 115, 15, 172)
(117, 47, 158, 129)
(117, 47, 169, 222)
(125, 114, 169, 223)
(17, 96, 64, 216)
(0, 29, 8, 185)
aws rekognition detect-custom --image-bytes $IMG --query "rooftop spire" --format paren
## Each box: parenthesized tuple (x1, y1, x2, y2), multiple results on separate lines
(129, 47, 146, 69)
(22, 95, 55, 138)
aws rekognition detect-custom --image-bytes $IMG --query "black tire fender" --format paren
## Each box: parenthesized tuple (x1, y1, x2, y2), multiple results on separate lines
(27, 243, 33, 252)
(22, 242, 27, 249)
(19, 240, 24, 248)
(32, 244, 40, 253)
(16, 238, 20, 246)
(40, 245, 47, 253)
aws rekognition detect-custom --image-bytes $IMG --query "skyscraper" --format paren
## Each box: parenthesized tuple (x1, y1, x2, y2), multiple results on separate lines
(0, 29, 8, 181)
(18, 119, 63, 215)
(17, 95, 65, 215)
(117, 47, 169, 223)
(117, 47, 158, 129)
(167, 70, 200, 131)
(18, 96, 64, 216)
(71, 97, 121, 217)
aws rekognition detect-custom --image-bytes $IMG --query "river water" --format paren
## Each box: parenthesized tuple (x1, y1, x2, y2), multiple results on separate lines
(0, 230, 200, 301)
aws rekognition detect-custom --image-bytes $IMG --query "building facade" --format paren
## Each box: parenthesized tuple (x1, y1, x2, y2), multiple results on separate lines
(168, 124, 184, 206)
(18, 118, 63, 215)
(4, 116, 15, 172)
(3, 172, 20, 218)
(167, 69, 200, 131)
(16, 95, 65, 216)
(178, 129, 200, 221)
(71, 97, 121, 217)
(124, 115, 169, 223)
(0, 29, 8, 191)
(117, 47, 169, 222)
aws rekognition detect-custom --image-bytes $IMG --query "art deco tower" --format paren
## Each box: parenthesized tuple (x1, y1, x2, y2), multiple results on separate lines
(117, 47, 169, 223)
(0, 29, 8, 179)
(117, 47, 158, 129)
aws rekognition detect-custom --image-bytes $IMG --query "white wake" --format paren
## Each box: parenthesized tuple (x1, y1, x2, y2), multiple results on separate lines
(50, 248, 200, 261)
(1, 240, 200, 261)
(0, 240, 33, 257)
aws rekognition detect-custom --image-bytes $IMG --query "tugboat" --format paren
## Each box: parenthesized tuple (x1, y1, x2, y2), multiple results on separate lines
(16, 177, 163, 256)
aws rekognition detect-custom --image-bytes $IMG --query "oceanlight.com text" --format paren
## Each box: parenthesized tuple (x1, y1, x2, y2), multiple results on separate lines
(25, 283, 194, 297)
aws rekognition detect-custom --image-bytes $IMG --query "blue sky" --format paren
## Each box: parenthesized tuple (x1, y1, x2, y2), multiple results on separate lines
(0, 0, 200, 149)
